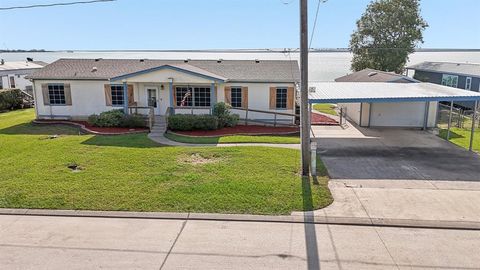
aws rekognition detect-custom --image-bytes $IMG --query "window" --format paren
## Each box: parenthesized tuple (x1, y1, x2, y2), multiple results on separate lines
(111, 85, 124, 106)
(231, 87, 242, 108)
(441, 74, 458, 88)
(276, 88, 287, 109)
(175, 86, 211, 107)
(48, 84, 66, 105)
(9, 76, 15, 88)
(466, 77, 472, 90)
(175, 86, 193, 107)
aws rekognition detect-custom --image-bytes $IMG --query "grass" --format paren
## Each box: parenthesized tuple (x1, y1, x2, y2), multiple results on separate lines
(164, 132, 300, 144)
(312, 103, 338, 116)
(439, 127, 480, 152)
(0, 109, 332, 215)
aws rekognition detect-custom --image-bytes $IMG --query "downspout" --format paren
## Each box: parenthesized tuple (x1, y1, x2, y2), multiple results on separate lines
(31, 79, 40, 119)
(168, 78, 174, 115)
(210, 81, 216, 114)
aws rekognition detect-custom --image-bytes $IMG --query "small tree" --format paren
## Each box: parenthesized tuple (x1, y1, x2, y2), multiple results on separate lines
(349, 0, 428, 73)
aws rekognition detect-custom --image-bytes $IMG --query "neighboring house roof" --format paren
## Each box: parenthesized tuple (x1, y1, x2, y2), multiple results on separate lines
(0, 61, 46, 71)
(335, 68, 418, 83)
(407, 61, 480, 78)
(308, 82, 480, 104)
(27, 58, 300, 83)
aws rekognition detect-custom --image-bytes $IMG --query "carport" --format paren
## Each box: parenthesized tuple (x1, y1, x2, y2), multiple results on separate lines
(308, 82, 480, 151)
(307, 82, 480, 181)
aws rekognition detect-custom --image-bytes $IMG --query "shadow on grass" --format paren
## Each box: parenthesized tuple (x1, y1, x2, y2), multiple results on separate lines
(81, 134, 162, 148)
(0, 122, 80, 135)
(438, 129, 465, 139)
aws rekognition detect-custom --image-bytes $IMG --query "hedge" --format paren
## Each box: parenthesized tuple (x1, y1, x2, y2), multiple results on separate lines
(167, 114, 218, 131)
(0, 89, 23, 111)
(88, 109, 146, 128)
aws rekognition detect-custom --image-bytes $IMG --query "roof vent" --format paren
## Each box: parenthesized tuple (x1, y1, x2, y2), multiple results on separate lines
(94, 58, 102, 62)
(140, 59, 145, 62)
(91, 67, 97, 72)
(27, 57, 33, 62)
(0, 59, 4, 65)
(255, 59, 260, 63)
(368, 72, 378, 77)
(217, 59, 223, 63)
(184, 59, 191, 63)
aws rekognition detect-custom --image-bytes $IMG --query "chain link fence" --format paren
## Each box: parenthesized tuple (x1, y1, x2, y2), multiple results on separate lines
(437, 103, 479, 151)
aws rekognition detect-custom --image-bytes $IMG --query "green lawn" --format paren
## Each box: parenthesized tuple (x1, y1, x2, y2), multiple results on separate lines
(439, 128, 480, 152)
(165, 132, 300, 144)
(0, 109, 331, 215)
(312, 104, 338, 116)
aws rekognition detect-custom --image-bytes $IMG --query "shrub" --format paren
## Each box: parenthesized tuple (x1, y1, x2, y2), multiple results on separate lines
(168, 114, 218, 131)
(88, 109, 146, 128)
(121, 114, 146, 128)
(213, 102, 239, 128)
(224, 114, 240, 127)
(0, 89, 23, 111)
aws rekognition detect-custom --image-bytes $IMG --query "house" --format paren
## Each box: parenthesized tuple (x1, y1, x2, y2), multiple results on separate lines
(330, 69, 437, 128)
(0, 59, 47, 96)
(27, 58, 299, 124)
(406, 61, 480, 109)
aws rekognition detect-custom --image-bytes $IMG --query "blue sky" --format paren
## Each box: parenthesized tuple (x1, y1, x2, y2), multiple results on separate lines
(1, 0, 479, 50)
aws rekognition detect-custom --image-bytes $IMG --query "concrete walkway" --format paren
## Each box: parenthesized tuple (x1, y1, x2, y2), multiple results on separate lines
(1, 214, 479, 269)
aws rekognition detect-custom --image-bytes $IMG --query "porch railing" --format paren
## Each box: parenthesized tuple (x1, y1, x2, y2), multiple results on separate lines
(128, 106, 155, 129)
(232, 107, 299, 127)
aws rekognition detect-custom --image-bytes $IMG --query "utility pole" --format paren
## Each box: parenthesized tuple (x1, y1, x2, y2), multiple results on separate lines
(300, 0, 310, 176)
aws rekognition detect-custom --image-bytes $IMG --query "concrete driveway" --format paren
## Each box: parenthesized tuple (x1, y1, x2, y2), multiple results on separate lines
(313, 127, 480, 181)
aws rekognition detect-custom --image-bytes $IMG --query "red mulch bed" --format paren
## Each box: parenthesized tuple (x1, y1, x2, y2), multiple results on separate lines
(173, 125, 300, 137)
(34, 120, 149, 135)
(311, 112, 339, 125)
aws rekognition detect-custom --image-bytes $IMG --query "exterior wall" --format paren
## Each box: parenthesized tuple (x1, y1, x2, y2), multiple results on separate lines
(34, 79, 114, 120)
(369, 102, 437, 128)
(33, 77, 296, 124)
(341, 101, 437, 128)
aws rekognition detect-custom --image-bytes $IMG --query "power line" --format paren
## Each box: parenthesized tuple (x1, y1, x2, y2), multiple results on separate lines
(309, 0, 327, 49)
(0, 0, 116, 11)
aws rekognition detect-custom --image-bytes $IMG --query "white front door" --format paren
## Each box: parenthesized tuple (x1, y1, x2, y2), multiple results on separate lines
(146, 87, 160, 115)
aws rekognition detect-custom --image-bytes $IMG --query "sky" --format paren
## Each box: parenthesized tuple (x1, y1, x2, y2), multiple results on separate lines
(0, 0, 479, 50)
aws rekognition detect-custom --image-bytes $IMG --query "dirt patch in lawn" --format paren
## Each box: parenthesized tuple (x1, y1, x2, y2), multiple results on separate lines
(178, 152, 224, 165)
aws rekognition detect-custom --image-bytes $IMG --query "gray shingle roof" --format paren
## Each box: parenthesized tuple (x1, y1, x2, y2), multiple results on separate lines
(335, 68, 418, 83)
(28, 58, 300, 83)
(407, 62, 480, 77)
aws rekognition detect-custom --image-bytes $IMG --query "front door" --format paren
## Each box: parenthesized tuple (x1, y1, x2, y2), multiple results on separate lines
(146, 87, 160, 115)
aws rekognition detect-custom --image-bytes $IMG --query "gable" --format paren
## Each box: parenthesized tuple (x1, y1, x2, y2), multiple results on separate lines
(110, 66, 221, 84)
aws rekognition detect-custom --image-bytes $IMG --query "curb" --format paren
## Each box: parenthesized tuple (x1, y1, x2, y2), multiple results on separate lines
(1, 208, 479, 231)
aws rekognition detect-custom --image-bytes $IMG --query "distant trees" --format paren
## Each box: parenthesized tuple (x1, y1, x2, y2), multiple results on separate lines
(349, 0, 428, 73)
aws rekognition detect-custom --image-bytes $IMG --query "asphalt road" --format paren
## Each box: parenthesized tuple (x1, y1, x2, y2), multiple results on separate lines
(1, 215, 479, 270)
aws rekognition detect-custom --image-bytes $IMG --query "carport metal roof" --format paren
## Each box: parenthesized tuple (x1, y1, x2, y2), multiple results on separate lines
(308, 82, 480, 104)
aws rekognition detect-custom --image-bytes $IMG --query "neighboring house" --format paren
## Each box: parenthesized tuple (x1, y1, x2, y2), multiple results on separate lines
(0, 59, 47, 96)
(335, 68, 419, 83)
(27, 59, 300, 124)
(406, 61, 480, 109)
(331, 69, 437, 128)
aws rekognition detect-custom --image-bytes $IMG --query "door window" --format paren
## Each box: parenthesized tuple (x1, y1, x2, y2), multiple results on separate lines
(147, 88, 157, 108)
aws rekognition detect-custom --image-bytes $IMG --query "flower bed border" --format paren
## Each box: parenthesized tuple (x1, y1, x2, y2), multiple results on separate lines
(168, 125, 300, 138)
(33, 120, 149, 135)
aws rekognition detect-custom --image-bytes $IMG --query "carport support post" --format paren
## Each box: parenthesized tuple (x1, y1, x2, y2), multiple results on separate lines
(469, 101, 478, 151)
(423, 101, 430, 130)
(123, 81, 128, 114)
(447, 101, 454, 141)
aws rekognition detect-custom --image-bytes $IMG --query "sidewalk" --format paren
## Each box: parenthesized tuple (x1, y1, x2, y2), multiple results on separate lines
(291, 179, 480, 229)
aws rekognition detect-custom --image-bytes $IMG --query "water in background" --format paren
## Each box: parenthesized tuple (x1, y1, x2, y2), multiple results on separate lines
(1, 51, 480, 81)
